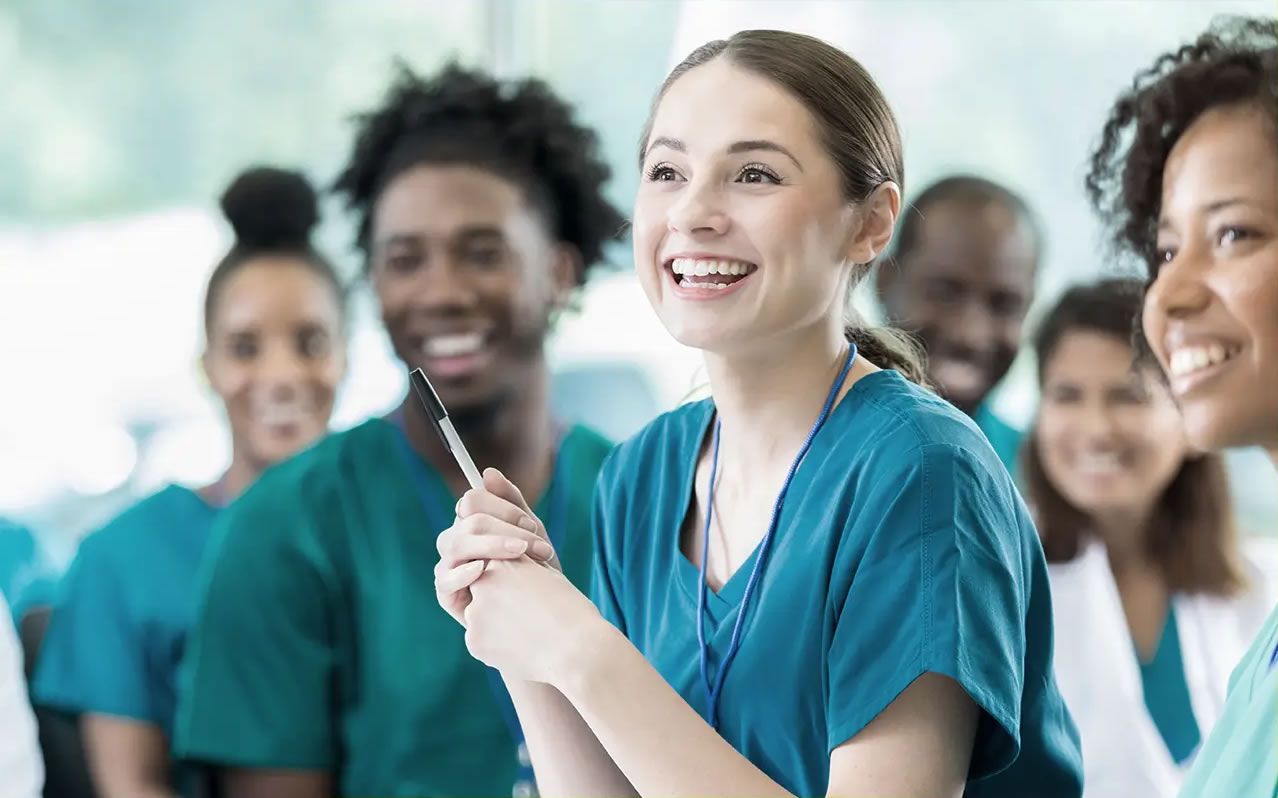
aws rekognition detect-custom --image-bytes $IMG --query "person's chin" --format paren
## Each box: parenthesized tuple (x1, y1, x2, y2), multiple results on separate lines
(661, 316, 751, 355)
(1182, 404, 1261, 454)
(430, 369, 498, 407)
(250, 423, 327, 465)
(938, 388, 984, 416)
(1065, 485, 1130, 514)
(927, 371, 989, 413)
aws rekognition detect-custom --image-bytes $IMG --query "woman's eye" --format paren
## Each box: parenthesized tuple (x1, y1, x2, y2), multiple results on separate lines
(737, 165, 781, 185)
(386, 253, 420, 273)
(1218, 226, 1255, 247)
(230, 337, 258, 360)
(645, 164, 680, 182)
(299, 331, 330, 358)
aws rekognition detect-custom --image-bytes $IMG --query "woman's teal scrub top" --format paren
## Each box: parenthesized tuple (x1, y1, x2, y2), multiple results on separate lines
(1137, 607, 1201, 764)
(33, 485, 219, 736)
(0, 518, 60, 622)
(174, 417, 612, 797)
(591, 371, 1083, 797)
(1176, 602, 1278, 798)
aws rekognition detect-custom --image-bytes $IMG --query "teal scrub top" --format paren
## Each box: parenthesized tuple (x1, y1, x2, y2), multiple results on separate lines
(1177, 602, 1278, 798)
(592, 371, 1083, 797)
(1137, 608, 1201, 764)
(974, 401, 1023, 478)
(0, 518, 60, 622)
(33, 485, 219, 736)
(175, 417, 612, 797)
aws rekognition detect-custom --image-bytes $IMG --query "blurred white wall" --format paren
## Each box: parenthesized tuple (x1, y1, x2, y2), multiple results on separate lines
(2, 0, 1274, 546)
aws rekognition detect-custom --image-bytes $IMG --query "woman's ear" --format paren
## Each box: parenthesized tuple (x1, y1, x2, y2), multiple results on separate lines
(844, 182, 901, 265)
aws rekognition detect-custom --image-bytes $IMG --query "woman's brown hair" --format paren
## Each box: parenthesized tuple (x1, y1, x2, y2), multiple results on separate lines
(1022, 279, 1244, 595)
(640, 30, 929, 386)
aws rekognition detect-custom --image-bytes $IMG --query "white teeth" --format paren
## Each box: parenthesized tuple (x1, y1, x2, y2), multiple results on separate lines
(670, 257, 755, 277)
(1168, 344, 1234, 378)
(255, 404, 311, 426)
(424, 333, 483, 358)
(678, 280, 732, 290)
(1076, 453, 1123, 473)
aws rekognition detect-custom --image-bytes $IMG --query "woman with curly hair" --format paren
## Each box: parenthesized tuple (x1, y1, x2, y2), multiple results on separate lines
(173, 63, 625, 798)
(1085, 15, 1278, 797)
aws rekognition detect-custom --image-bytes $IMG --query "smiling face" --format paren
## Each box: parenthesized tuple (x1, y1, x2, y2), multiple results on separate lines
(204, 257, 346, 468)
(882, 197, 1037, 415)
(1142, 103, 1278, 453)
(370, 164, 574, 414)
(632, 57, 895, 355)
(1035, 329, 1187, 524)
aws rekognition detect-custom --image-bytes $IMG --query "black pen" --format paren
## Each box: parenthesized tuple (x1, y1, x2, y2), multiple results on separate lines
(409, 368, 484, 491)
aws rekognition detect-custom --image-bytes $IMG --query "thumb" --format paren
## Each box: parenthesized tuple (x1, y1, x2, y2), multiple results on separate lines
(482, 468, 535, 518)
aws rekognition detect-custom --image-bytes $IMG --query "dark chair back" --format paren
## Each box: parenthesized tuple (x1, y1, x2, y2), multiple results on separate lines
(18, 605, 98, 798)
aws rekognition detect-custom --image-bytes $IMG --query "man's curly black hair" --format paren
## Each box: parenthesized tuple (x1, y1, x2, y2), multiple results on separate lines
(1085, 15, 1277, 275)
(333, 61, 626, 285)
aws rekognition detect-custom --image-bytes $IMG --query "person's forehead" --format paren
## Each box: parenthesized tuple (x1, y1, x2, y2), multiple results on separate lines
(1162, 106, 1277, 216)
(214, 260, 339, 327)
(374, 164, 530, 236)
(650, 60, 822, 156)
(909, 200, 1037, 285)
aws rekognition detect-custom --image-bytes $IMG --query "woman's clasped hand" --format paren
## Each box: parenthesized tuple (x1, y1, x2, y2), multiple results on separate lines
(435, 468, 606, 685)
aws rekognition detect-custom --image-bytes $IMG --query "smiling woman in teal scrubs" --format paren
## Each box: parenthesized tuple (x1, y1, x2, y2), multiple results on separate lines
(1084, 16, 1278, 797)
(434, 30, 1083, 798)
(33, 167, 347, 798)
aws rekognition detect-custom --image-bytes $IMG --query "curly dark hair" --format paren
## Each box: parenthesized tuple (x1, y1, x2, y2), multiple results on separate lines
(1085, 15, 1277, 273)
(333, 61, 626, 284)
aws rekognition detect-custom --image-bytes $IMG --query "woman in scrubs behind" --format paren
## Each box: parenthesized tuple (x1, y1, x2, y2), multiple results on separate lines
(1084, 16, 1278, 796)
(1024, 278, 1272, 797)
(435, 30, 1083, 797)
(33, 167, 347, 798)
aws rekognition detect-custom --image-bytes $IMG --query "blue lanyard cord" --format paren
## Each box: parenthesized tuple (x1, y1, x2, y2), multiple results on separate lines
(389, 408, 568, 791)
(696, 344, 856, 731)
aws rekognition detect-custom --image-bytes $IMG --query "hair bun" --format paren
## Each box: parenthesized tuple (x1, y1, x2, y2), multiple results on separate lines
(220, 166, 319, 250)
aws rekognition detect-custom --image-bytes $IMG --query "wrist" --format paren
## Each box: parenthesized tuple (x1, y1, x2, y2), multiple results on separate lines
(553, 613, 628, 701)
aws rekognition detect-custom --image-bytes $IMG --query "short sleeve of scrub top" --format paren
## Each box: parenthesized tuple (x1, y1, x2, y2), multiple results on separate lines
(34, 485, 219, 734)
(592, 370, 1083, 798)
(1176, 603, 1278, 798)
(175, 463, 341, 772)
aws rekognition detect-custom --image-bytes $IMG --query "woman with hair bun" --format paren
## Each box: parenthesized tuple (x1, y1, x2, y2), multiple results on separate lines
(33, 166, 348, 798)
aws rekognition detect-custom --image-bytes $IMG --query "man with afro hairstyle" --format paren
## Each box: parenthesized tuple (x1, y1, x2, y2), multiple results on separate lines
(174, 61, 625, 798)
